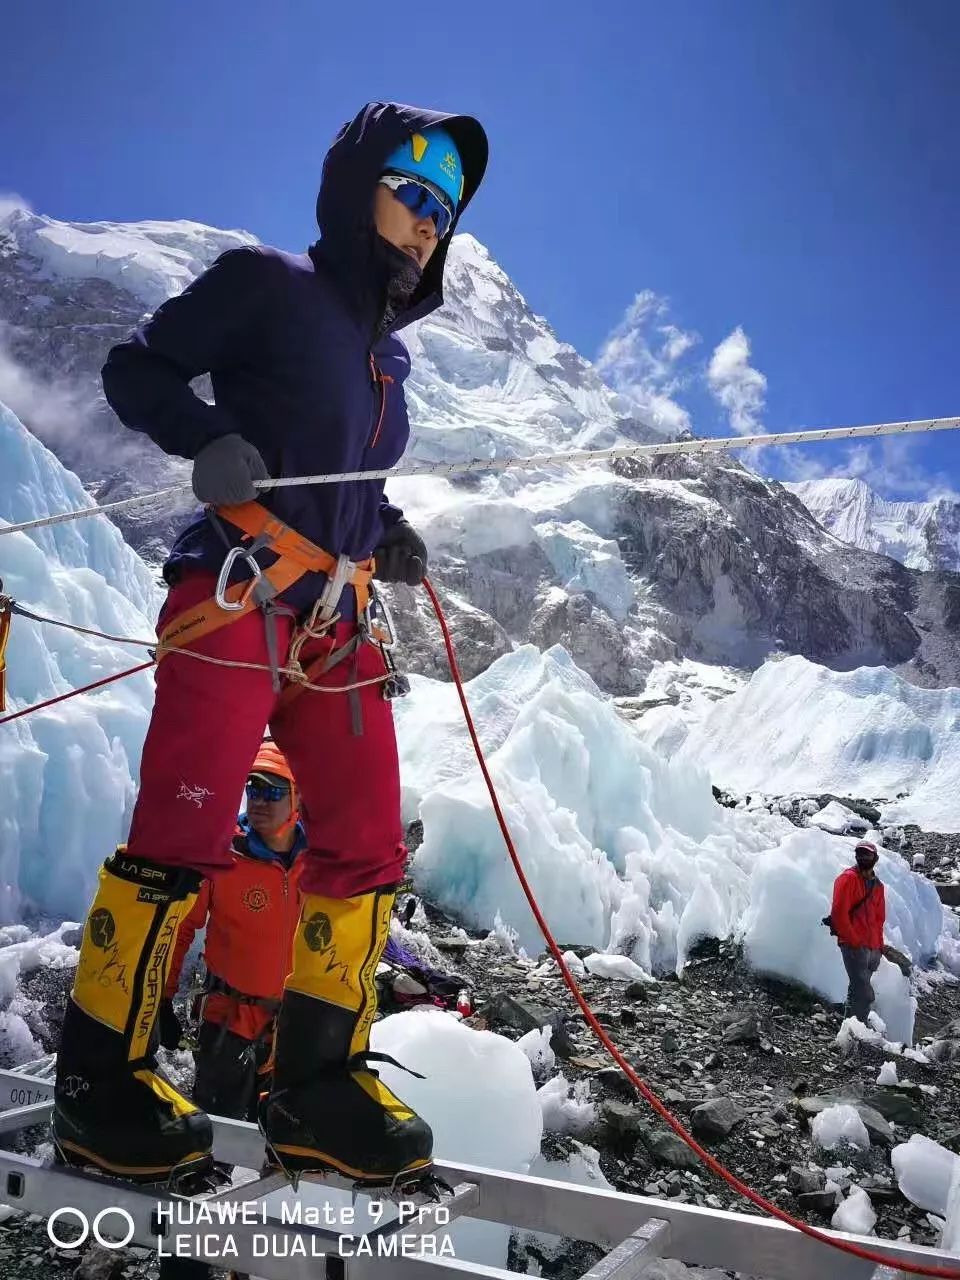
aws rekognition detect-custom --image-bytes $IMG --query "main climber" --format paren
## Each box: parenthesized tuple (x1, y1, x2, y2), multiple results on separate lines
(52, 101, 488, 1187)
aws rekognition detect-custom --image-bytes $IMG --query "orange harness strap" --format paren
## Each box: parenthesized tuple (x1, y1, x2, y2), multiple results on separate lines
(156, 502, 375, 662)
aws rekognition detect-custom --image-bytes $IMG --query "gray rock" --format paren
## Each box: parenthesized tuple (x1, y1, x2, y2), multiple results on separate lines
(663, 1089, 692, 1109)
(480, 993, 574, 1058)
(788, 1166, 827, 1195)
(556, 944, 595, 960)
(74, 1246, 126, 1280)
(721, 1014, 761, 1045)
(435, 936, 469, 956)
(867, 1088, 925, 1128)
(602, 1102, 647, 1143)
(926, 1039, 960, 1064)
(624, 980, 650, 1001)
(797, 1190, 842, 1217)
(862, 1184, 902, 1206)
(660, 1031, 680, 1056)
(882, 944, 913, 977)
(690, 1097, 748, 1140)
(596, 1067, 637, 1101)
(639, 1128, 701, 1171)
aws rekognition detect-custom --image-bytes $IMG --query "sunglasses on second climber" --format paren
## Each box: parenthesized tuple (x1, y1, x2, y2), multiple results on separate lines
(246, 780, 291, 803)
(379, 172, 455, 239)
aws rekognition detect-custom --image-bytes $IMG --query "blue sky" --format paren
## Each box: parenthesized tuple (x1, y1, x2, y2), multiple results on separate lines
(2, 0, 957, 499)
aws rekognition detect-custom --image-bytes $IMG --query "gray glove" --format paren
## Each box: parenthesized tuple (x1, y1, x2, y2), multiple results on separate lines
(373, 519, 428, 586)
(191, 433, 269, 506)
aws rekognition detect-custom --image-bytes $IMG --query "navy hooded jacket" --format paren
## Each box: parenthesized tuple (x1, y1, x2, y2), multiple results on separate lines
(101, 102, 488, 614)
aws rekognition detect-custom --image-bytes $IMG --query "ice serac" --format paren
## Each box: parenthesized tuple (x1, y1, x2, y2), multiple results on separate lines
(674, 654, 960, 834)
(0, 400, 159, 921)
(397, 645, 939, 1043)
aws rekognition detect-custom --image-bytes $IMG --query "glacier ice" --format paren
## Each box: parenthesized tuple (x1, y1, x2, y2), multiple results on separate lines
(876, 1060, 899, 1085)
(400, 644, 940, 1045)
(676, 654, 960, 833)
(0, 403, 159, 920)
(892, 1134, 960, 1216)
(254, 1008, 542, 1270)
(536, 1073, 598, 1137)
(831, 1184, 877, 1235)
(811, 1104, 871, 1152)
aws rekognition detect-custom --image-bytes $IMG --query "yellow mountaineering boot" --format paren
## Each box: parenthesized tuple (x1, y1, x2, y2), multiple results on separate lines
(261, 886, 433, 1185)
(53, 851, 212, 1182)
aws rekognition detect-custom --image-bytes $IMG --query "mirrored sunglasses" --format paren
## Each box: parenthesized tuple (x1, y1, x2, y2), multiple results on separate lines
(379, 173, 454, 239)
(245, 780, 291, 803)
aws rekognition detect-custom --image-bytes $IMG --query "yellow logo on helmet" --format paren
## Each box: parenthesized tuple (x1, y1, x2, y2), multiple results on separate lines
(440, 150, 458, 179)
(411, 134, 429, 163)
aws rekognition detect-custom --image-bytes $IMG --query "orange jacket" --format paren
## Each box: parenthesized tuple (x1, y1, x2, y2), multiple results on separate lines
(166, 820, 306, 1042)
(831, 867, 885, 950)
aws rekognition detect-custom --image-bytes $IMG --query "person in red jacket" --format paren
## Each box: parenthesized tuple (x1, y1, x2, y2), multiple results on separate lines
(160, 742, 306, 1123)
(830, 841, 887, 1023)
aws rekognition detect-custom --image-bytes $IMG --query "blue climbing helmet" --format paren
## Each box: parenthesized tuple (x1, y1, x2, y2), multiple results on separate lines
(380, 125, 463, 238)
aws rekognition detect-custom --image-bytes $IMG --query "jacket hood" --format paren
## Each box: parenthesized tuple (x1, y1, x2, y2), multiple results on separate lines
(314, 101, 488, 331)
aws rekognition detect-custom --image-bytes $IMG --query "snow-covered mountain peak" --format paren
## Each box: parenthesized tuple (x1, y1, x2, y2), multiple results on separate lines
(2, 211, 958, 691)
(404, 233, 660, 464)
(0, 205, 257, 312)
(786, 476, 960, 573)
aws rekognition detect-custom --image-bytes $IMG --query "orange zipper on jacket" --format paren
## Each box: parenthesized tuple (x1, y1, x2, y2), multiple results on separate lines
(368, 353, 394, 449)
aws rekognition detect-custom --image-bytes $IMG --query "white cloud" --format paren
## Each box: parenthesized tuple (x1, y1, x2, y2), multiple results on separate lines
(707, 326, 767, 437)
(870, 435, 960, 503)
(0, 193, 31, 224)
(773, 434, 958, 504)
(0, 322, 97, 446)
(595, 291, 699, 436)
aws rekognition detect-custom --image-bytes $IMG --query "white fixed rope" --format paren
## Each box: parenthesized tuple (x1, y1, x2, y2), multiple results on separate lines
(1, 414, 957, 539)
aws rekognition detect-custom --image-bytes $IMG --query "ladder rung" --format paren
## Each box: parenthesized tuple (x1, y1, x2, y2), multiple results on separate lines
(579, 1217, 670, 1280)
(366, 1182, 480, 1246)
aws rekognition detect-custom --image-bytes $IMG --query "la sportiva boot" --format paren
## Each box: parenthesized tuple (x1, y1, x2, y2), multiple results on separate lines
(53, 850, 213, 1183)
(261, 886, 433, 1185)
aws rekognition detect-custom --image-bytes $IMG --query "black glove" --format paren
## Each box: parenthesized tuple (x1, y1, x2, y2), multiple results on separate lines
(191, 433, 269, 506)
(373, 519, 428, 586)
(157, 999, 184, 1051)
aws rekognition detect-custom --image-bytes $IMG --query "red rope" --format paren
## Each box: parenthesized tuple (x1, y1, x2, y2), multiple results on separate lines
(0, 661, 155, 726)
(422, 576, 960, 1278)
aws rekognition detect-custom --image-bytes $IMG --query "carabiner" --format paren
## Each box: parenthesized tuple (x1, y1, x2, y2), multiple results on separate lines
(363, 583, 397, 651)
(215, 545, 263, 612)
